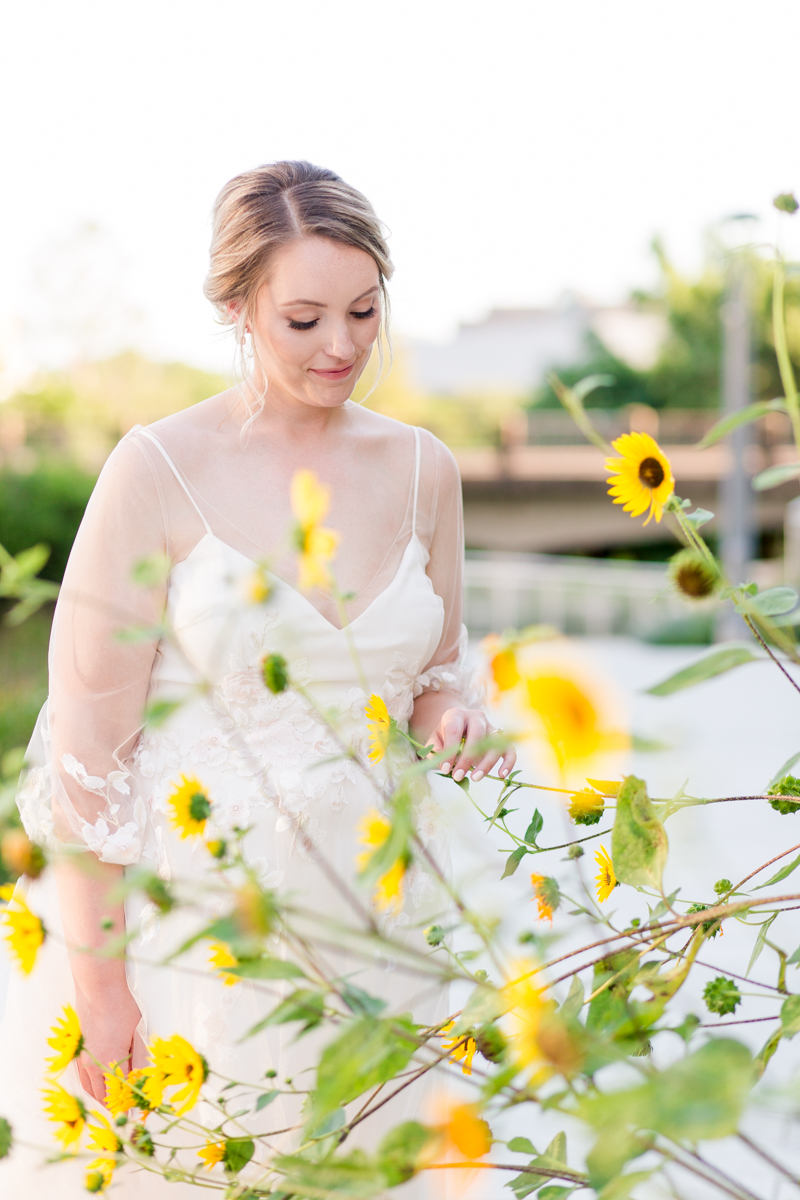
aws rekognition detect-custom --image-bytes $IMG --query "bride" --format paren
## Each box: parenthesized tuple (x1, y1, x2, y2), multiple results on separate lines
(0, 160, 515, 1194)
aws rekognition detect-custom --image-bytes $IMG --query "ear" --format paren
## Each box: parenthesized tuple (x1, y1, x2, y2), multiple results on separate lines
(226, 301, 242, 324)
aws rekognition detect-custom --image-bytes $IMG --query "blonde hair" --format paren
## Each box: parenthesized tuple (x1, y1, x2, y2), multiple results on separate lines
(204, 161, 394, 428)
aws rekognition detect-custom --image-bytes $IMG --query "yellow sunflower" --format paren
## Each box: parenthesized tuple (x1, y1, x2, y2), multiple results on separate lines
(440, 1021, 477, 1076)
(45, 1005, 84, 1074)
(42, 1082, 86, 1147)
(198, 1140, 226, 1169)
(356, 809, 407, 914)
(167, 775, 211, 838)
(0, 884, 45, 974)
(208, 940, 241, 987)
(365, 694, 393, 763)
(594, 845, 618, 903)
(523, 673, 628, 780)
(143, 1034, 208, 1115)
(605, 431, 675, 526)
(103, 1066, 136, 1117)
(87, 1112, 122, 1156)
(85, 1158, 115, 1192)
(436, 1102, 492, 1160)
(530, 874, 555, 923)
(568, 789, 605, 827)
(290, 469, 340, 592)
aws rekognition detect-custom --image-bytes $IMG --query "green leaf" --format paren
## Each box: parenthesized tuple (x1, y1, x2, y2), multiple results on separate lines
(747, 913, 777, 976)
(768, 751, 800, 788)
(378, 1121, 435, 1187)
(587, 949, 640, 1036)
(775, 192, 799, 214)
(753, 461, 800, 491)
(548, 371, 614, 451)
(143, 698, 182, 728)
(559, 975, 584, 1021)
(223, 1137, 255, 1173)
(754, 1027, 782, 1079)
(507, 1137, 538, 1155)
(683, 506, 715, 528)
(780, 993, 800, 1038)
(255, 1089, 279, 1111)
(341, 983, 387, 1018)
(524, 809, 543, 845)
(543, 1132, 566, 1163)
(696, 399, 787, 448)
(539, 1189, 575, 1200)
(452, 982, 504, 1035)
(311, 1016, 418, 1127)
(503, 845, 528, 878)
(597, 1173, 654, 1200)
(227, 956, 304, 980)
(645, 644, 760, 696)
(0, 1117, 11, 1160)
(751, 586, 799, 617)
(275, 1150, 387, 1198)
(245, 989, 325, 1040)
(754, 851, 800, 889)
(611, 776, 667, 891)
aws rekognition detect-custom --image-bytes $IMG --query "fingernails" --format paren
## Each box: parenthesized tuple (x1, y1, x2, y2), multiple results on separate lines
(472, 770, 484, 781)
(453, 769, 465, 782)
(441, 762, 451, 774)
(499, 768, 508, 777)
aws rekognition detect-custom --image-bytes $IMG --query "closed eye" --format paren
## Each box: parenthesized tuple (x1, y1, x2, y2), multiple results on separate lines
(352, 305, 377, 320)
(288, 317, 319, 330)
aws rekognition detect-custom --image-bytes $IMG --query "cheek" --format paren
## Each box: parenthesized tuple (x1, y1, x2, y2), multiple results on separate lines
(355, 316, 382, 351)
(262, 326, 319, 369)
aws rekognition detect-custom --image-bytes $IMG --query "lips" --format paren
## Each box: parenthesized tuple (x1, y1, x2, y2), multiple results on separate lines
(309, 362, 356, 380)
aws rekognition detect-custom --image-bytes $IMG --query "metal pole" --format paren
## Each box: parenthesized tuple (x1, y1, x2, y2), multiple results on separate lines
(718, 251, 756, 639)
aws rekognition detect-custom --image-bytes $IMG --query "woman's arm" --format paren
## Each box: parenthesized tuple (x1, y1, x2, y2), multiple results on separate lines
(55, 857, 141, 1101)
(409, 433, 516, 783)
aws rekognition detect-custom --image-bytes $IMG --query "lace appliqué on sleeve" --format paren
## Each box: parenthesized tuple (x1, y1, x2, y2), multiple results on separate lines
(411, 625, 485, 709)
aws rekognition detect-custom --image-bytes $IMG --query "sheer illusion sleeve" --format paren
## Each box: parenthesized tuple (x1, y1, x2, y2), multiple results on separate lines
(412, 430, 483, 708)
(17, 432, 170, 864)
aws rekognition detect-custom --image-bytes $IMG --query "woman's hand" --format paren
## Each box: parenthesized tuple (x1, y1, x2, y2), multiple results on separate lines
(429, 706, 516, 783)
(74, 985, 142, 1104)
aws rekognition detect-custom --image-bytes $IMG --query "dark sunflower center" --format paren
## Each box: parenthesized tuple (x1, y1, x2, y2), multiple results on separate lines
(638, 456, 665, 489)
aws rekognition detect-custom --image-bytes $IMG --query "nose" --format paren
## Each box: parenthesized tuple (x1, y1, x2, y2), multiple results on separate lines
(325, 319, 355, 362)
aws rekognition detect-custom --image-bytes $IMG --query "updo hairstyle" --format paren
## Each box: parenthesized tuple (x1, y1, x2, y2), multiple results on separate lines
(204, 161, 393, 422)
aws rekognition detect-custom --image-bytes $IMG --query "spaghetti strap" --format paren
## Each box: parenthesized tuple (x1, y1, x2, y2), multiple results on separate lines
(411, 426, 421, 536)
(135, 426, 213, 535)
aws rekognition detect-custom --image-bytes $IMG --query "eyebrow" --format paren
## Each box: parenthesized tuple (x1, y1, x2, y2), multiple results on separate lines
(279, 286, 380, 309)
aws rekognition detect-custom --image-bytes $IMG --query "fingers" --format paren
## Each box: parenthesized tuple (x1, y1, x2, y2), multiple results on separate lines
(449, 713, 492, 781)
(436, 709, 469, 775)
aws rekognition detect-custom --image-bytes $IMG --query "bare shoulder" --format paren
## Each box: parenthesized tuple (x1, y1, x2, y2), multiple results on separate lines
(344, 405, 460, 479)
(143, 388, 240, 442)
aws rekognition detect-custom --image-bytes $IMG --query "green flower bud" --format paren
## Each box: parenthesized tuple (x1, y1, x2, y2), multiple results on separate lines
(474, 1022, 507, 1063)
(687, 902, 722, 937)
(567, 843, 584, 859)
(262, 653, 289, 694)
(668, 548, 719, 600)
(424, 924, 444, 946)
(768, 775, 800, 814)
(703, 975, 741, 1016)
(774, 192, 799, 214)
(189, 792, 211, 823)
(474, 969, 489, 982)
(713, 878, 732, 895)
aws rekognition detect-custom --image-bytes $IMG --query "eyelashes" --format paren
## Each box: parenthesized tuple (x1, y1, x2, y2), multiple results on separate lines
(288, 305, 377, 332)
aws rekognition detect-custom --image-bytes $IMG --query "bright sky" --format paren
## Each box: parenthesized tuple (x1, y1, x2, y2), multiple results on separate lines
(3, 0, 800, 375)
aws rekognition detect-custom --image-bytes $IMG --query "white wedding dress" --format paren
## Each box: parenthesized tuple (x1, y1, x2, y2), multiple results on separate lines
(0, 400, 475, 1196)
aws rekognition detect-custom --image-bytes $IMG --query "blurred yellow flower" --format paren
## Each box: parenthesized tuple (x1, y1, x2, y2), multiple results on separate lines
(45, 1005, 84, 1074)
(85, 1158, 115, 1192)
(42, 1081, 86, 1147)
(606, 431, 675, 526)
(438, 1102, 492, 1159)
(0, 883, 45, 974)
(440, 1021, 477, 1075)
(595, 846, 618, 903)
(87, 1112, 122, 1155)
(290, 469, 339, 591)
(103, 1066, 135, 1117)
(144, 1034, 208, 1115)
(503, 962, 546, 1073)
(365, 693, 392, 763)
(198, 1140, 226, 1169)
(168, 775, 211, 838)
(482, 636, 521, 696)
(242, 565, 272, 605)
(356, 809, 407, 913)
(208, 940, 240, 987)
(521, 670, 628, 781)
(530, 874, 554, 923)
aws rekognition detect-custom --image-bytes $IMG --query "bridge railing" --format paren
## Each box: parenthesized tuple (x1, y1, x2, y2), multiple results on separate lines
(464, 551, 695, 639)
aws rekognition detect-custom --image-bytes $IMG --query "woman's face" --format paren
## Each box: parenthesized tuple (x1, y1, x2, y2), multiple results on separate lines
(246, 236, 382, 412)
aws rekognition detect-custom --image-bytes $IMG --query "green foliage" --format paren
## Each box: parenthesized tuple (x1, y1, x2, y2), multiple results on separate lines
(310, 1016, 418, 1130)
(262, 652, 290, 694)
(768, 774, 800, 814)
(646, 644, 761, 696)
(223, 1137, 255, 1173)
(275, 1149, 388, 1197)
(611, 775, 667, 890)
(377, 1122, 434, 1186)
(704, 976, 741, 1015)
(0, 462, 95, 583)
(687, 903, 723, 938)
(0, 1117, 11, 1160)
